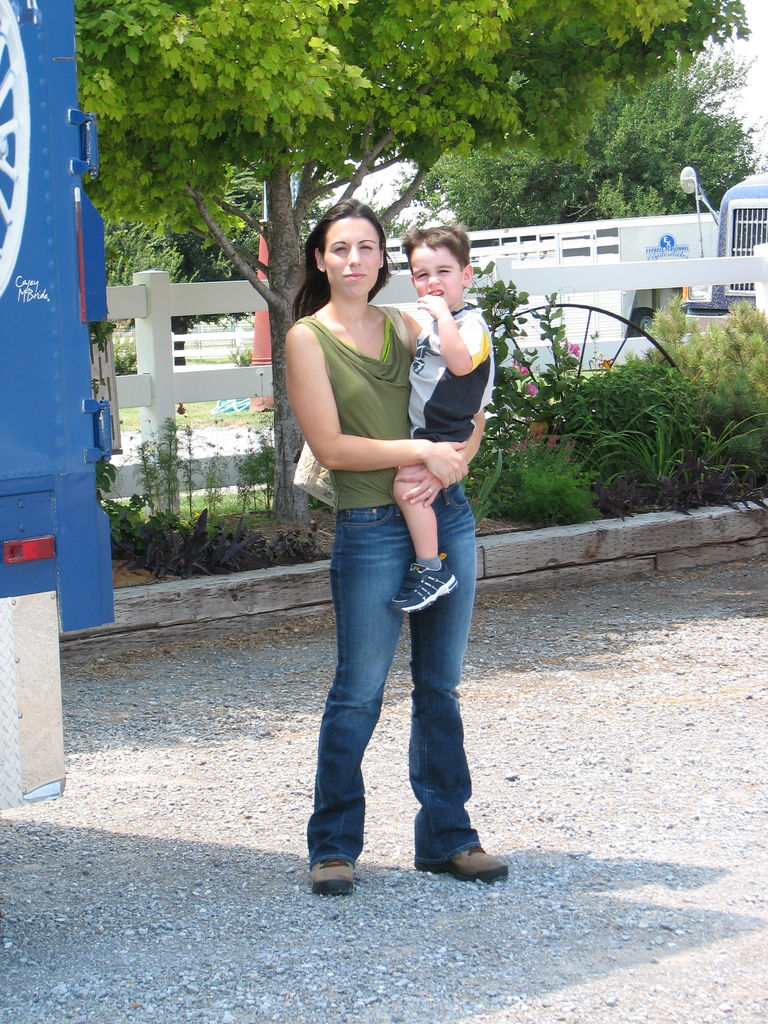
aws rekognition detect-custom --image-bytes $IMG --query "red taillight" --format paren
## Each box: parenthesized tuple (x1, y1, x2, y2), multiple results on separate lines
(2, 536, 56, 564)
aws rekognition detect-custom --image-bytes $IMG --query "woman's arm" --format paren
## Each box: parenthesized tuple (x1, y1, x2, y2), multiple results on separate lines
(464, 412, 486, 464)
(285, 322, 468, 484)
(397, 413, 486, 505)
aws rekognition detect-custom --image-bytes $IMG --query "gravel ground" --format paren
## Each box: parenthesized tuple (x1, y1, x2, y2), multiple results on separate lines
(1, 557, 767, 1024)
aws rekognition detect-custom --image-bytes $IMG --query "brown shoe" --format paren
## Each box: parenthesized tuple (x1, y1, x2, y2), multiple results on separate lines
(415, 846, 508, 884)
(310, 858, 354, 896)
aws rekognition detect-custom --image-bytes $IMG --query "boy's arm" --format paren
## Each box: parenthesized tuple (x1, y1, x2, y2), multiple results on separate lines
(417, 294, 473, 376)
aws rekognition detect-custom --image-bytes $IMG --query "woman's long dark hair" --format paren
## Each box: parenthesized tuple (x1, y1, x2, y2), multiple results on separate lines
(293, 199, 390, 320)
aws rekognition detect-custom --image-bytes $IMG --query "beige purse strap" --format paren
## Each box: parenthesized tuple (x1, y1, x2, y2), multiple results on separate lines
(378, 305, 410, 349)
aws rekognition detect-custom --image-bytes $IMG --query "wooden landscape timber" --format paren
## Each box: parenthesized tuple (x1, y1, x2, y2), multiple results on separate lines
(61, 505, 768, 655)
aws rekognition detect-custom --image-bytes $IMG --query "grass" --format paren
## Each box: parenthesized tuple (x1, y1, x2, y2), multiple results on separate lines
(188, 492, 271, 520)
(106, 487, 272, 521)
(118, 401, 271, 433)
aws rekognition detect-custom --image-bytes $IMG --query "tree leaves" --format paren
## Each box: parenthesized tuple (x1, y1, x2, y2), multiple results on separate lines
(420, 49, 761, 229)
(77, 0, 749, 232)
(74, 0, 750, 518)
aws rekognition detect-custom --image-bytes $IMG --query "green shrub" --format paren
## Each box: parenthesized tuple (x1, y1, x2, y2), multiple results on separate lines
(507, 463, 597, 526)
(653, 301, 768, 396)
(560, 362, 702, 446)
(558, 359, 768, 488)
(228, 341, 254, 367)
(558, 362, 715, 479)
(103, 495, 152, 559)
(136, 417, 183, 513)
(237, 441, 275, 512)
(699, 373, 768, 477)
(203, 451, 228, 514)
(649, 300, 768, 478)
(468, 434, 596, 526)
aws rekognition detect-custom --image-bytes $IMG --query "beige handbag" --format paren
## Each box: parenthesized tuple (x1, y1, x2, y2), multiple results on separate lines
(293, 444, 337, 505)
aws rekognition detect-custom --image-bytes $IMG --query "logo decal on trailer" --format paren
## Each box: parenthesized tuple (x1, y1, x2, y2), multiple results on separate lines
(645, 234, 691, 261)
(0, 0, 31, 300)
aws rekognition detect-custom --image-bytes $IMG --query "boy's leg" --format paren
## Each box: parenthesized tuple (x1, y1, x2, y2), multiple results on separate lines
(391, 481, 457, 613)
(393, 476, 439, 561)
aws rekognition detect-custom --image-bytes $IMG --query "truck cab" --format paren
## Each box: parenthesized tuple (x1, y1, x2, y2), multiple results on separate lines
(684, 172, 768, 316)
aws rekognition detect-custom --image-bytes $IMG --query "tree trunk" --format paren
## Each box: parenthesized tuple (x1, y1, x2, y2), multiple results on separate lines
(263, 172, 310, 524)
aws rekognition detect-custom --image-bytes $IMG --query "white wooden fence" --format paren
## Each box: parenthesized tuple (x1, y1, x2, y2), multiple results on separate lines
(104, 248, 768, 499)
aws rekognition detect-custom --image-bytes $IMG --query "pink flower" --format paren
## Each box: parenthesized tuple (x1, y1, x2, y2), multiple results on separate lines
(567, 342, 581, 356)
(512, 360, 530, 376)
(525, 382, 539, 396)
(528, 424, 546, 442)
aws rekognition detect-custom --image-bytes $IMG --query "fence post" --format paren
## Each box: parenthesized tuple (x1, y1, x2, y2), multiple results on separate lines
(754, 243, 768, 315)
(133, 270, 176, 443)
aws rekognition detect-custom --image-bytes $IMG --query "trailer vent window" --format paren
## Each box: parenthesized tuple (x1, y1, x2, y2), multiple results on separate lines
(728, 207, 768, 295)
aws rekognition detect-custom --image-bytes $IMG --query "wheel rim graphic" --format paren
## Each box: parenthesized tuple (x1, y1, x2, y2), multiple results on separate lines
(0, 0, 30, 300)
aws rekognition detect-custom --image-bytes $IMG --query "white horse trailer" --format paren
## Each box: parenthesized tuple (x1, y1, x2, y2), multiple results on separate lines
(386, 213, 718, 365)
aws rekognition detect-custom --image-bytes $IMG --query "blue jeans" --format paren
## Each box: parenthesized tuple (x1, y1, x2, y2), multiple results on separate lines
(307, 483, 481, 867)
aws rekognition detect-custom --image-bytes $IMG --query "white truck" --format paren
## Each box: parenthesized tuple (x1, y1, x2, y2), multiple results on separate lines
(683, 171, 768, 317)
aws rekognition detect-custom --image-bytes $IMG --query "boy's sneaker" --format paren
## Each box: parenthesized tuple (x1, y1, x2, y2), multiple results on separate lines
(390, 559, 457, 613)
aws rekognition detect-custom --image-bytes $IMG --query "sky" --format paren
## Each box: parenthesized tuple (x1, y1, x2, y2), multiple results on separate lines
(734, 0, 767, 139)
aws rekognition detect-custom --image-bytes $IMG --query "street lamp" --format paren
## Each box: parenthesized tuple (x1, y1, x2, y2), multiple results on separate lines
(680, 165, 719, 257)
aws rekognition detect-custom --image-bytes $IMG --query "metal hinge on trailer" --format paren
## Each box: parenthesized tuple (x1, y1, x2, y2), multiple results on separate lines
(82, 398, 112, 463)
(68, 108, 99, 178)
(14, 1, 42, 26)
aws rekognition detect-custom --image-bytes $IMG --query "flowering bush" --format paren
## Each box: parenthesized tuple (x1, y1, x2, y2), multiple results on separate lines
(467, 277, 594, 525)
(467, 427, 596, 525)
(467, 277, 768, 525)
(471, 276, 530, 448)
(504, 301, 582, 431)
(474, 279, 582, 437)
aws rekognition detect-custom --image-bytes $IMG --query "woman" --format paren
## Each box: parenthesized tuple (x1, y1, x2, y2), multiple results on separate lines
(286, 199, 507, 895)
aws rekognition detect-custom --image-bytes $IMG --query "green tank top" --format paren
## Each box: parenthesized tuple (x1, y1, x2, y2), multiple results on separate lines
(297, 309, 412, 509)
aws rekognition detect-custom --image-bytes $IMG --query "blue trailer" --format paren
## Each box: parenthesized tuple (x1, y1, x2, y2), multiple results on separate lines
(1, 0, 113, 810)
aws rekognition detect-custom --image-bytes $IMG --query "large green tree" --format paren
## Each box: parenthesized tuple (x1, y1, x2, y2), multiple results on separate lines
(77, 0, 748, 519)
(418, 50, 763, 228)
(105, 223, 237, 288)
(104, 222, 243, 335)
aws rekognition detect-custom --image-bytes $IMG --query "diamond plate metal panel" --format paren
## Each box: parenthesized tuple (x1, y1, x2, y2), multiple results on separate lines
(15, 592, 65, 800)
(0, 593, 63, 809)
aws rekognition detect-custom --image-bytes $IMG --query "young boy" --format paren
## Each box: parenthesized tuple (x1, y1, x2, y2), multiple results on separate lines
(390, 225, 494, 613)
